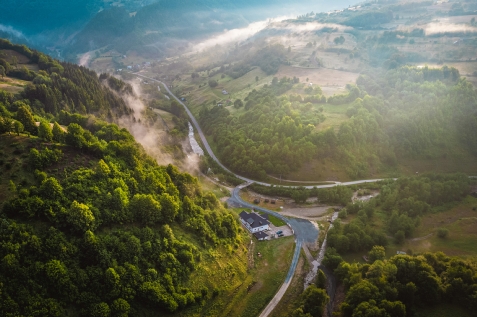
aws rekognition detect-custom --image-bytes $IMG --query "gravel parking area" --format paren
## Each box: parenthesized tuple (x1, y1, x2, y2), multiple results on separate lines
(268, 224, 293, 238)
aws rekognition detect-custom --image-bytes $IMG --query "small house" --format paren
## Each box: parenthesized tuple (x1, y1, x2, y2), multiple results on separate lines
(222, 89, 228, 95)
(264, 199, 270, 203)
(254, 231, 268, 241)
(396, 251, 407, 255)
(239, 211, 270, 233)
(271, 200, 276, 204)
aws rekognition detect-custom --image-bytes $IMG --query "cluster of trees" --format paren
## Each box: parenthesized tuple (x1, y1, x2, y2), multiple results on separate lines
(375, 174, 470, 242)
(332, 251, 477, 316)
(0, 39, 132, 120)
(199, 83, 317, 179)
(327, 201, 388, 254)
(291, 284, 329, 317)
(149, 99, 189, 137)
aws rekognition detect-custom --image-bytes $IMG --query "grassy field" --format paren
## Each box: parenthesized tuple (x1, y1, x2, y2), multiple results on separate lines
(257, 211, 287, 227)
(0, 76, 29, 93)
(269, 250, 309, 317)
(177, 236, 296, 317)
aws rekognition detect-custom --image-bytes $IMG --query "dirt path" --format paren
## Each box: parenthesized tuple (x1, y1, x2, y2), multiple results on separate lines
(411, 233, 434, 241)
(247, 239, 255, 269)
(279, 205, 337, 221)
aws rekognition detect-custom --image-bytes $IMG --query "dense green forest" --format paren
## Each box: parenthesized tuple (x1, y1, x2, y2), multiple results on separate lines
(322, 250, 477, 317)
(0, 39, 241, 316)
(199, 65, 477, 180)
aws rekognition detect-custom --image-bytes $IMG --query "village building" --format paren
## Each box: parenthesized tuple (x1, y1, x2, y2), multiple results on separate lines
(239, 210, 270, 233)
(253, 231, 268, 241)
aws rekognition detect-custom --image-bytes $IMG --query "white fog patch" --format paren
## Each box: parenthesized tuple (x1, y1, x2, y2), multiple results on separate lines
(194, 16, 291, 51)
(78, 52, 91, 67)
(272, 21, 351, 33)
(424, 22, 477, 35)
(114, 79, 175, 166)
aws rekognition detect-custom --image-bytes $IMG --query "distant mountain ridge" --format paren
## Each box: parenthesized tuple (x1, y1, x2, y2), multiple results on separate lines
(1, 0, 358, 60)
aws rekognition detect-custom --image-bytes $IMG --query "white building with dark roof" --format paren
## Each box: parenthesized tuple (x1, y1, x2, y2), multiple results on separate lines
(239, 210, 270, 233)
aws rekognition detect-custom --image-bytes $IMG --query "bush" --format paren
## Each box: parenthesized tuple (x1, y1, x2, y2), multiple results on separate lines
(208, 79, 218, 88)
(338, 209, 348, 219)
(394, 230, 405, 244)
(437, 228, 449, 239)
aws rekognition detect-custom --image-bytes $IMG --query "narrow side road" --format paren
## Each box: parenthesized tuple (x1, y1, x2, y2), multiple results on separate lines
(229, 184, 317, 317)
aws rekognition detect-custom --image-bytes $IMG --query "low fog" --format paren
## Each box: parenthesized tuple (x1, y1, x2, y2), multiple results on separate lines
(424, 22, 477, 35)
(113, 79, 201, 175)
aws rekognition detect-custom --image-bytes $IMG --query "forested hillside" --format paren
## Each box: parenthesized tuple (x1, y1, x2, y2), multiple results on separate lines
(328, 251, 477, 317)
(198, 66, 477, 180)
(0, 39, 242, 316)
(277, 173, 477, 317)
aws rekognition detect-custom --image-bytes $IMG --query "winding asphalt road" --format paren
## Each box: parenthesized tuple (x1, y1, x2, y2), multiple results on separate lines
(136, 74, 392, 189)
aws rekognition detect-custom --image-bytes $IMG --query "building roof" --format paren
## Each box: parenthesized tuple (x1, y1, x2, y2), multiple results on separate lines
(254, 231, 268, 240)
(239, 211, 270, 228)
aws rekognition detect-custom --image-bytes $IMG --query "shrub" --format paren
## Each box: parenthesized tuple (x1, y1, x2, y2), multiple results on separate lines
(395, 230, 405, 244)
(208, 79, 218, 88)
(338, 209, 348, 219)
(437, 228, 449, 239)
